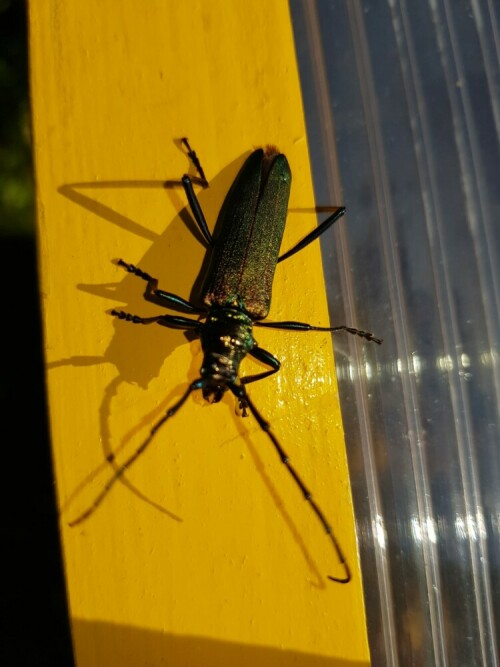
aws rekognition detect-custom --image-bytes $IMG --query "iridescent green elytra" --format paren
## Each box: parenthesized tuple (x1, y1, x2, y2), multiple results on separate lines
(69, 139, 381, 584)
(202, 147, 290, 319)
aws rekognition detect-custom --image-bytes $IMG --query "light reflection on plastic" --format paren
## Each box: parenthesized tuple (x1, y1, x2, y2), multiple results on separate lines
(412, 353, 422, 375)
(334, 350, 500, 380)
(427, 517, 437, 543)
(454, 513, 487, 541)
(411, 516, 437, 544)
(437, 355, 453, 371)
(374, 514, 387, 549)
(479, 350, 499, 367)
(456, 515, 467, 540)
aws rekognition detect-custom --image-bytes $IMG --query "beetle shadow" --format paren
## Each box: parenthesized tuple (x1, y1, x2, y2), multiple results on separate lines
(52, 145, 243, 517)
(235, 416, 326, 589)
(52, 143, 326, 581)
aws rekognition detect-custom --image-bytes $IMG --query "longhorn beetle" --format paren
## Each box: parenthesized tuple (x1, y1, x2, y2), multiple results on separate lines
(70, 138, 382, 583)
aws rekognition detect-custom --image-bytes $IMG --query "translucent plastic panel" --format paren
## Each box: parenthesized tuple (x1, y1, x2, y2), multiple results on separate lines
(290, 1, 500, 665)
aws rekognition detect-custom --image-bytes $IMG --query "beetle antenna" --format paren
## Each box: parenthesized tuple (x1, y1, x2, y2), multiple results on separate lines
(231, 385, 351, 584)
(69, 379, 204, 527)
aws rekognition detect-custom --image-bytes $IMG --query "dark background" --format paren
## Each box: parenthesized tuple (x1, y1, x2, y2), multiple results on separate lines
(2, 1, 74, 664)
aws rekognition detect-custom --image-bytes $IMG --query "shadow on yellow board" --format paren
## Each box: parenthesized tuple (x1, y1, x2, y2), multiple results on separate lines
(73, 619, 370, 667)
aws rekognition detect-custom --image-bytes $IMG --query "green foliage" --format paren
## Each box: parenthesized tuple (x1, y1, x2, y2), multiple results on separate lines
(0, 0, 34, 237)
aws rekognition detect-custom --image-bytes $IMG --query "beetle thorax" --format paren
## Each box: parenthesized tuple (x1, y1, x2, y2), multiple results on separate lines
(200, 307, 255, 403)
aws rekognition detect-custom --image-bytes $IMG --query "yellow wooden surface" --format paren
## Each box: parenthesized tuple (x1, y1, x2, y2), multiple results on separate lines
(30, 2, 370, 665)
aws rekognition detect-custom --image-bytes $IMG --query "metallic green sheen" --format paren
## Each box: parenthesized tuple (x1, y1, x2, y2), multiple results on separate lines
(202, 149, 291, 320)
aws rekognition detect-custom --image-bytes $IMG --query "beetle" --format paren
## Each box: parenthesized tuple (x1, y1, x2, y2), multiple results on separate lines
(70, 139, 381, 583)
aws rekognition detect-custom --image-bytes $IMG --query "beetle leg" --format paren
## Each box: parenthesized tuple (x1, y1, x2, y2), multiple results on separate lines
(180, 138, 214, 246)
(278, 206, 345, 263)
(181, 175, 213, 246)
(229, 384, 351, 584)
(116, 259, 206, 314)
(238, 346, 281, 416)
(181, 137, 208, 186)
(243, 345, 281, 384)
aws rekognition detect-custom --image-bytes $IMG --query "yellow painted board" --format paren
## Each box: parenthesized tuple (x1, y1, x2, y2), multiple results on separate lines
(29, 1, 370, 665)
